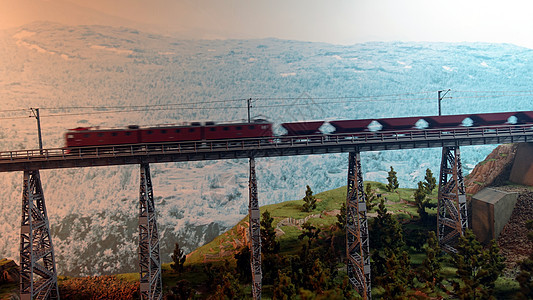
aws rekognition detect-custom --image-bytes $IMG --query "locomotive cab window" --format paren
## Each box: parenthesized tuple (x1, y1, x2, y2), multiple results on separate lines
(248, 125, 255, 130)
(83, 134, 90, 138)
(161, 130, 167, 134)
(147, 130, 153, 134)
(189, 128, 195, 132)
(175, 129, 181, 133)
(236, 126, 242, 130)
(223, 127, 229, 131)
(210, 128, 216, 131)
(125, 132, 131, 136)
(97, 133, 104, 137)
(112, 132, 118, 136)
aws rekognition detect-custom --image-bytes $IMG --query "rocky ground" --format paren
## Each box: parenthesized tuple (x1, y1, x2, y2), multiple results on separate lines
(494, 187, 533, 274)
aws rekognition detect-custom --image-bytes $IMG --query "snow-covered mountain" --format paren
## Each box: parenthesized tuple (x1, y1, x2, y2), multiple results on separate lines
(1, 22, 533, 276)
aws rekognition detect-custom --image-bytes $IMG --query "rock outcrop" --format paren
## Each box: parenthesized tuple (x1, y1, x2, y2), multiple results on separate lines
(464, 143, 518, 197)
(0, 259, 19, 284)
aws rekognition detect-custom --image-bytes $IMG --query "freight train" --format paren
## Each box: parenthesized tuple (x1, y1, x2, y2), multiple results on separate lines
(65, 111, 533, 148)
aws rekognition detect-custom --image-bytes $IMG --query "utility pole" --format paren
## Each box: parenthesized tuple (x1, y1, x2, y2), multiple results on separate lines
(30, 108, 43, 154)
(438, 89, 450, 116)
(247, 98, 252, 123)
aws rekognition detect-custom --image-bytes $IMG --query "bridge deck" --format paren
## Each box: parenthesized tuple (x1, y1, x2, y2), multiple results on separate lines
(1, 124, 532, 172)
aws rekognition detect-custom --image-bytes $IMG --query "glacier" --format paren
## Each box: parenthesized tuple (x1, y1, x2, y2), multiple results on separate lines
(0, 22, 533, 276)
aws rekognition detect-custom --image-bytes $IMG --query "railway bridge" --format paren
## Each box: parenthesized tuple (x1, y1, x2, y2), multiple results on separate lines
(2, 123, 533, 299)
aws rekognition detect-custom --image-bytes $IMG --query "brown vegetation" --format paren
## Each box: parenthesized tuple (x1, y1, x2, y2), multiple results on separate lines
(58, 275, 139, 300)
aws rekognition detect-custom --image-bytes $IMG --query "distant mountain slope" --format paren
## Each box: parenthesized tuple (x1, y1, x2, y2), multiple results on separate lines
(0, 22, 532, 276)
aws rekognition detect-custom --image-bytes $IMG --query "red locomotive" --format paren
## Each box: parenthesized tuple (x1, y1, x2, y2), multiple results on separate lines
(65, 111, 533, 149)
(65, 119, 274, 148)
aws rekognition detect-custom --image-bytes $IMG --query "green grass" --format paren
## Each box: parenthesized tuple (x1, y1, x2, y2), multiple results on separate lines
(114, 272, 139, 282)
(3, 180, 521, 298)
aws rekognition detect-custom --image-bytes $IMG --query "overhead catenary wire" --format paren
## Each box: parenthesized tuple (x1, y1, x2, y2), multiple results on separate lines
(0, 91, 440, 114)
(0, 89, 532, 119)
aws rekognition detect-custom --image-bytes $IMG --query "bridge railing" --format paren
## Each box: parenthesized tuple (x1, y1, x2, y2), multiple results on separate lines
(0, 124, 531, 163)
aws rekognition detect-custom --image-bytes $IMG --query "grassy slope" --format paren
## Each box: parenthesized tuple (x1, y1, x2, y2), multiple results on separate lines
(161, 181, 447, 298)
(0, 181, 521, 299)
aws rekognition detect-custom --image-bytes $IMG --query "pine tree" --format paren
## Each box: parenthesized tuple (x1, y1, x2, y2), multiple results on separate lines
(418, 231, 444, 292)
(364, 183, 377, 211)
(298, 222, 321, 248)
(414, 181, 431, 222)
(171, 242, 186, 273)
(336, 202, 346, 231)
(234, 246, 251, 282)
(261, 210, 280, 255)
(210, 272, 245, 300)
(273, 270, 296, 300)
(371, 198, 405, 252)
(370, 198, 407, 287)
(307, 258, 331, 294)
(386, 166, 399, 192)
(423, 168, 437, 194)
(302, 185, 317, 212)
(379, 251, 412, 299)
(453, 229, 505, 299)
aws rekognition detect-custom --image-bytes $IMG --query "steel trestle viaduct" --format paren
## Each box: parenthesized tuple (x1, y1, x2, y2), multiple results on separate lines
(2, 124, 533, 299)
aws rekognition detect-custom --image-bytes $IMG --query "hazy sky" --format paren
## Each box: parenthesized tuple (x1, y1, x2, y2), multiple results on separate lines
(1, 0, 533, 48)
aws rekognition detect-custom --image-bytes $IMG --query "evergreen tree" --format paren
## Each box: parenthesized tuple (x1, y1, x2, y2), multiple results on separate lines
(336, 202, 346, 231)
(167, 279, 193, 300)
(370, 198, 405, 253)
(386, 166, 399, 192)
(370, 198, 408, 290)
(364, 183, 377, 211)
(210, 272, 245, 300)
(298, 222, 321, 249)
(302, 185, 317, 212)
(423, 168, 437, 194)
(418, 231, 444, 292)
(234, 246, 251, 282)
(261, 210, 280, 255)
(453, 229, 505, 299)
(516, 219, 533, 299)
(273, 270, 297, 300)
(307, 258, 331, 294)
(414, 181, 431, 222)
(171, 241, 186, 273)
(378, 251, 412, 300)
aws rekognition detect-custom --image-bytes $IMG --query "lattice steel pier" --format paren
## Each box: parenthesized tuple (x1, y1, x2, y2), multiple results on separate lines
(139, 164, 163, 300)
(437, 146, 468, 253)
(248, 157, 262, 299)
(346, 152, 371, 299)
(20, 170, 59, 300)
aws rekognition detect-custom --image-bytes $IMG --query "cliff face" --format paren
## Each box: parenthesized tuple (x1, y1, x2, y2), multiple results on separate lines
(464, 143, 518, 196)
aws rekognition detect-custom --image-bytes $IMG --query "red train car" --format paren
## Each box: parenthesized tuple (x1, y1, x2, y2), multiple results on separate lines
(423, 114, 470, 128)
(203, 120, 273, 140)
(281, 121, 324, 135)
(139, 124, 202, 143)
(378, 116, 422, 131)
(469, 112, 516, 126)
(329, 119, 373, 133)
(65, 120, 274, 148)
(65, 127, 140, 147)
